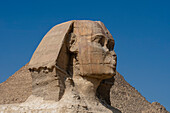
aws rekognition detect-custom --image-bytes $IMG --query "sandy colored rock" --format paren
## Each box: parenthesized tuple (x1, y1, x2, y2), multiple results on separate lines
(1, 67, 168, 113)
(0, 20, 120, 113)
(0, 63, 32, 104)
(0, 20, 168, 113)
(29, 21, 73, 69)
(142, 102, 169, 113)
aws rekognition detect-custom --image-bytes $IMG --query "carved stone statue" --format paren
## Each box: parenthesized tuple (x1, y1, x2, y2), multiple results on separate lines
(0, 20, 120, 113)
(0, 20, 169, 113)
(27, 20, 119, 112)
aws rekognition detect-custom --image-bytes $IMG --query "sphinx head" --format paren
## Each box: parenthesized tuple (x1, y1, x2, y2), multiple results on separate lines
(28, 20, 117, 101)
(68, 20, 117, 79)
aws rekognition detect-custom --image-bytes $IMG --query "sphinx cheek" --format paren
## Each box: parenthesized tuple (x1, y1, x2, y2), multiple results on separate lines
(77, 42, 107, 76)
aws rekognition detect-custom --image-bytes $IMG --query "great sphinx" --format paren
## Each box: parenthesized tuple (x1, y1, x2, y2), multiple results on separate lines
(29, 20, 117, 101)
(0, 20, 168, 113)
(0, 20, 120, 112)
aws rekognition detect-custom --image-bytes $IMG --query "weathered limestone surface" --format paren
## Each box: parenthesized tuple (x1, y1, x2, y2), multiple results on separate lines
(29, 21, 73, 101)
(0, 63, 32, 104)
(0, 69, 168, 113)
(29, 21, 73, 69)
(142, 102, 168, 113)
(0, 20, 168, 113)
(97, 72, 169, 113)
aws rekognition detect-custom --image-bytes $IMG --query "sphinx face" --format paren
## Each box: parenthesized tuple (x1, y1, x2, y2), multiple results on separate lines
(73, 21, 117, 79)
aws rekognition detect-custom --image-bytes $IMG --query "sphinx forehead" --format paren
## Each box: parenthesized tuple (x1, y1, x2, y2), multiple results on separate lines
(73, 20, 105, 37)
(73, 21, 114, 45)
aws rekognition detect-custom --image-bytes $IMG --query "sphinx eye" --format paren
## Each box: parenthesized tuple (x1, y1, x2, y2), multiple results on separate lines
(106, 39, 114, 51)
(92, 35, 105, 47)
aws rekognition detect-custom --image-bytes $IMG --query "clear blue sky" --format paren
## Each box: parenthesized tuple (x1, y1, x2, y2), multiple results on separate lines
(0, 0, 169, 111)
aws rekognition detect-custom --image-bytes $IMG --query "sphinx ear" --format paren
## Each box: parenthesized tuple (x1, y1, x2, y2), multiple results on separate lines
(68, 33, 78, 53)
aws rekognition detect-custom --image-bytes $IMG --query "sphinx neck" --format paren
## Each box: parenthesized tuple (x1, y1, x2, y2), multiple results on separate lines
(73, 75, 101, 104)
